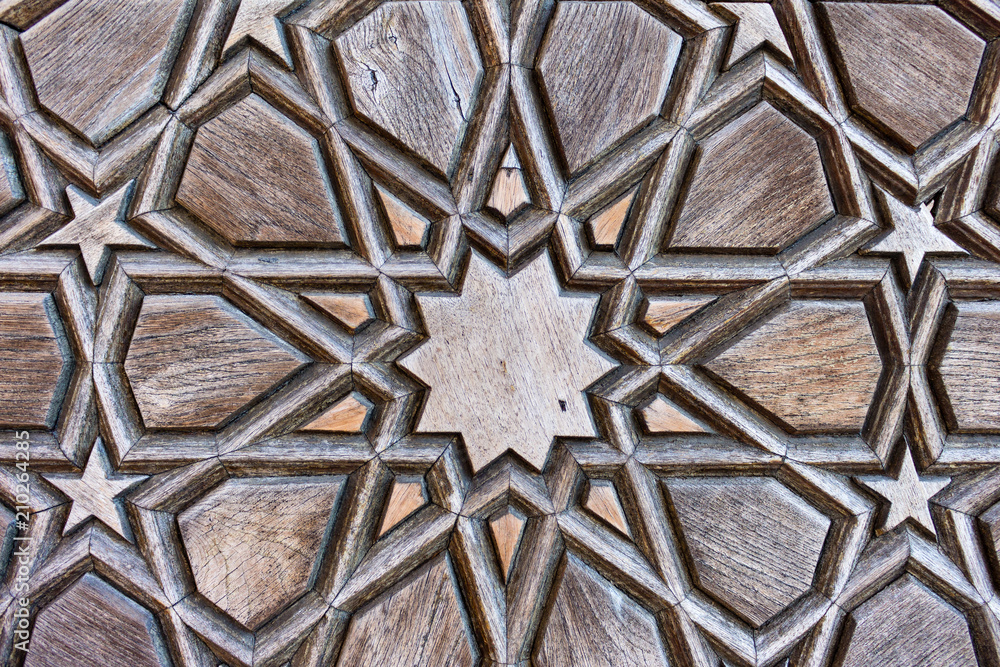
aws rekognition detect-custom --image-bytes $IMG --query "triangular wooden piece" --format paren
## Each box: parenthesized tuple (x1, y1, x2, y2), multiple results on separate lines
(584, 481, 630, 536)
(642, 296, 715, 335)
(489, 509, 524, 580)
(376, 185, 430, 248)
(301, 393, 371, 432)
(640, 395, 708, 434)
(303, 293, 373, 333)
(487, 144, 530, 218)
(587, 186, 637, 248)
(380, 480, 425, 536)
(711, 3, 793, 69)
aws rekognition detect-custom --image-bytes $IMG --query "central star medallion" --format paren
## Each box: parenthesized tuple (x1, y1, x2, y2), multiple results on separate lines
(399, 251, 617, 472)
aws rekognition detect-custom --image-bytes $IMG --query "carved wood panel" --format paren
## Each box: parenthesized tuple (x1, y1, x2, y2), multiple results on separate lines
(0, 0, 999, 666)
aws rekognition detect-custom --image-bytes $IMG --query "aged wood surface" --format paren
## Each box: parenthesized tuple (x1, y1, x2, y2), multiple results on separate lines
(0, 0, 999, 665)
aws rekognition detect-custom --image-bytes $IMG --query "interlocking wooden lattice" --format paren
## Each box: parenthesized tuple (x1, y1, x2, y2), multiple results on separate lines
(0, 1, 999, 666)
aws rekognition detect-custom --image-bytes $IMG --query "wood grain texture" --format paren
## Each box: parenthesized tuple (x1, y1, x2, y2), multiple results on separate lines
(301, 392, 371, 432)
(25, 573, 167, 667)
(535, 554, 669, 667)
(836, 574, 978, 667)
(302, 292, 373, 332)
(819, 3, 985, 151)
(586, 186, 635, 249)
(537, 1, 681, 173)
(641, 296, 715, 336)
(639, 395, 707, 434)
(20, 0, 193, 145)
(664, 476, 830, 627)
(337, 554, 475, 666)
(177, 476, 341, 630)
(670, 102, 835, 253)
(379, 479, 426, 535)
(711, 2, 792, 69)
(124, 294, 308, 429)
(583, 481, 630, 536)
(223, 0, 298, 66)
(176, 94, 345, 245)
(398, 252, 615, 471)
(933, 300, 1000, 432)
(705, 300, 882, 433)
(335, 1, 482, 176)
(376, 184, 431, 248)
(489, 509, 524, 580)
(0, 292, 69, 428)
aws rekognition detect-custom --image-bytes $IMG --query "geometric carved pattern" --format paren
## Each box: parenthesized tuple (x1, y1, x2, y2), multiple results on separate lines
(670, 103, 835, 253)
(665, 476, 830, 627)
(0, 293, 69, 428)
(335, 1, 483, 176)
(124, 295, 307, 429)
(705, 300, 882, 433)
(20, 0, 193, 145)
(835, 574, 978, 667)
(177, 95, 345, 246)
(177, 476, 342, 630)
(819, 3, 985, 152)
(3, 0, 1000, 664)
(538, 2, 682, 173)
(932, 301, 1000, 432)
(337, 555, 475, 666)
(536, 554, 670, 667)
(25, 573, 167, 667)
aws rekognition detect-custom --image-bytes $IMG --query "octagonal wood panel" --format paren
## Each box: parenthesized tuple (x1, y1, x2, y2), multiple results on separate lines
(2, 1, 999, 665)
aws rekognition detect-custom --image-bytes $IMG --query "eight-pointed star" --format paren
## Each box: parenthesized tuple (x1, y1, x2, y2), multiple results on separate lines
(398, 251, 616, 472)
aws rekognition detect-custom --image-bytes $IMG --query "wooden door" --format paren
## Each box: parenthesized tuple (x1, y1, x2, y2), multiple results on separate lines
(0, 0, 998, 665)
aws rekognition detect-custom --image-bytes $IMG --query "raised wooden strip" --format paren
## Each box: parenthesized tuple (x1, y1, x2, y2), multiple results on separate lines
(398, 252, 615, 472)
(489, 509, 524, 580)
(176, 94, 344, 245)
(379, 480, 426, 535)
(301, 393, 370, 433)
(641, 296, 715, 335)
(334, 1, 482, 176)
(933, 301, 1000, 432)
(670, 102, 835, 253)
(178, 476, 341, 630)
(337, 555, 475, 666)
(535, 554, 669, 666)
(711, 2, 792, 69)
(640, 395, 708, 434)
(376, 184, 431, 248)
(124, 294, 308, 429)
(587, 186, 636, 248)
(819, 3, 985, 151)
(26, 573, 167, 667)
(664, 476, 830, 628)
(0, 293, 69, 428)
(584, 481, 630, 536)
(302, 292, 373, 332)
(0, 132, 24, 216)
(837, 575, 977, 667)
(704, 300, 882, 433)
(20, 0, 193, 145)
(537, 1, 682, 172)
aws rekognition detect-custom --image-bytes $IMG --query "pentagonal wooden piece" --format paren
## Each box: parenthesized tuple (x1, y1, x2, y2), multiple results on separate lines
(178, 476, 341, 630)
(124, 295, 307, 429)
(300, 392, 371, 433)
(670, 102, 835, 253)
(21, 0, 193, 145)
(664, 476, 830, 628)
(176, 94, 344, 245)
(337, 555, 475, 666)
(335, 1, 482, 176)
(537, 1, 682, 173)
(704, 300, 882, 433)
(535, 554, 670, 666)
(819, 3, 985, 151)
(933, 301, 1000, 432)
(836, 575, 977, 667)
(0, 293, 70, 428)
(26, 573, 168, 667)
